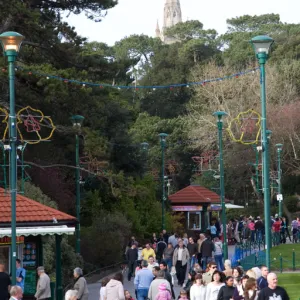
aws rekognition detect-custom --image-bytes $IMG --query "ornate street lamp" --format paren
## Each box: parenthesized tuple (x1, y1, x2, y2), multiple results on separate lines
(70, 115, 84, 254)
(141, 142, 149, 152)
(250, 35, 274, 270)
(159, 133, 168, 230)
(0, 31, 24, 285)
(213, 111, 228, 259)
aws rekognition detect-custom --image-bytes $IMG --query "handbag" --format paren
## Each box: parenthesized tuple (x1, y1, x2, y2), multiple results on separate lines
(170, 266, 176, 276)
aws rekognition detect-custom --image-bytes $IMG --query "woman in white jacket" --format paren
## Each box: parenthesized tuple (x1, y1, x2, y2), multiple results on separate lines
(104, 273, 125, 300)
(205, 271, 225, 300)
(190, 273, 206, 300)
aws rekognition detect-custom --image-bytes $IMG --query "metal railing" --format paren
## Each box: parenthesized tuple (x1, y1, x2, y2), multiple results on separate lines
(63, 261, 123, 294)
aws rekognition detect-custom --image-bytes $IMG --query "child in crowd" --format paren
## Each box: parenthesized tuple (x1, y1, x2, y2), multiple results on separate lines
(155, 283, 171, 300)
(124, 290, 134, 300)
(178, 290, 188, 300)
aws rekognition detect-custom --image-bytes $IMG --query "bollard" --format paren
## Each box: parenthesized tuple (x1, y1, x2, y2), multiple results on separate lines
(279, 254, 283, 273)
(292, 249, 296, 271)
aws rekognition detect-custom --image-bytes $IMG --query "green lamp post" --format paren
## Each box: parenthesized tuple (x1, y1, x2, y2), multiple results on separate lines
(213, 111, 228, 259)
(159, 133, 168, 230)
(0, 31, 24, 284)
(250, 35, 274, 270)
(70, 115, 84, 254)
(276, 144, 283, 217)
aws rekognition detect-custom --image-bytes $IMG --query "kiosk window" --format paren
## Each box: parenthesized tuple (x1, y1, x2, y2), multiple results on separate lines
(188, 212, 201, 230)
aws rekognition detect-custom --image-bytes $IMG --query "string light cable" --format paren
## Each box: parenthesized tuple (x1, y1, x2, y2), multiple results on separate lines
(5, 66, 260, 90)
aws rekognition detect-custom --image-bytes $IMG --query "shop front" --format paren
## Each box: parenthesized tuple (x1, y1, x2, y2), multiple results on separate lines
(169, 184, 223, 235)
(0, 188, 76, 300)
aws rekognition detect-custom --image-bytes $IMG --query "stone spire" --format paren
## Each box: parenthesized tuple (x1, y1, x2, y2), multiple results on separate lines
(155, 19, 161, 39)
(163, 0, 182, 28)
(161, 0, 182, 44)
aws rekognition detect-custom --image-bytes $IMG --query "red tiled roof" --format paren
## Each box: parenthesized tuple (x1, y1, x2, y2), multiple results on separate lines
(169, 185, 221, 204)
(0, 188, 76, 224)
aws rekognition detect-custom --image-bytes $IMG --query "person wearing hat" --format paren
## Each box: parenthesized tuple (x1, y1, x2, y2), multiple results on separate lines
(35, 267, 51, 300)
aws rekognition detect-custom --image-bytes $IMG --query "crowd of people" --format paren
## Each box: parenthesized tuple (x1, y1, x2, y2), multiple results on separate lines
(227, 215, 296, 245)
(116, 231, 290, 300)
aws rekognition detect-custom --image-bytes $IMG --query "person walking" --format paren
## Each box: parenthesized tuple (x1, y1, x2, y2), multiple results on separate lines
(156, 238, 167, 264)
(232, 267, 244, 287)
(217, 276, 235, 300)
(35, 266, 51, 300)
(254, 217, 264, 243)
(73, 267, 89, 300)
(205, 271, 225, 300)
(291, 218, 299, 243)
(190, 273, 206, 300)
(223, 260, 233, 277)
(142, 244, 156, 261)
(281, 217, 291, 243)
(126, 242, 138, 281)
(15, 259, 26, 292)
(184, 271, 196, 298)
(244, 278, 259, 300)
(213, 237, 224, 271)
(168, 233, 178, 249)
(172, 240, 190, 286)
(147, 256, 159, 271)
(163, 244, 174, 271)
(105, 273, 125, 300)
(197, 234, 205, 266)
(159, 261, 175, 299)
(154, 283, 171, 300)
(0, 264, 11, 300)
(200, 235, 214, 271)
(272, 218, 281, 246)
(134, 260, 154, 300)
(99, 278, 109, 300)
(9, 286, 23, 300)
(187, 237, 198, 270)
(257, 273, 289, 300)
(256, 266, 268, 290)
(162, 230, 169, 244)
(148, 270, 171, 300)
(203, 262, 217, 285)
(233, 275, 249, 300)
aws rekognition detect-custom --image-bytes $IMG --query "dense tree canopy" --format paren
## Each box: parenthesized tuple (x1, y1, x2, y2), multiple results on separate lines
(2, 4, 300, 269)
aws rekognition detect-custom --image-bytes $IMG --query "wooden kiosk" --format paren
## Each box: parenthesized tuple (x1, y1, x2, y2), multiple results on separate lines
(169, 185, 223, 234)
(0, 188, 76, 300)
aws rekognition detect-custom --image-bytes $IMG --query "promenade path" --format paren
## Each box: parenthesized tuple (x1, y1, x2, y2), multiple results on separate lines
(88, 245, 236, 300)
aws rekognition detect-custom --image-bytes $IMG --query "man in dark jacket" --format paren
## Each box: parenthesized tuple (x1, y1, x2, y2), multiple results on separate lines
(200, 235, 214, 270)
(255, 216, 264, 242)
(162, 229, 169, 244)
(126, 242, 138, 281)
(156, 238, 167, 263)
(187, 237, 198, 269)
(159, 261, 175, 299)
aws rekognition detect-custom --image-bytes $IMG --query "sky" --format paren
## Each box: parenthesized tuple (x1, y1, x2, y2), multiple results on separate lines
(63, 0, 300, 45)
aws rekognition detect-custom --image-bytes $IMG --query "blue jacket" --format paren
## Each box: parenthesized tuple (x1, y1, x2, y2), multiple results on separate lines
(257, 276, 268, 290)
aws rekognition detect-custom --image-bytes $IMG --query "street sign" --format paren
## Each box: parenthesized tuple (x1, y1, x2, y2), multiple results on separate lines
(277, 194, 283, 201)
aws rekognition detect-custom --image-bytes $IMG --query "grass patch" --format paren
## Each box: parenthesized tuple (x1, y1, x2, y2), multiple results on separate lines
(277, 273, 300, 300)
(270, 244, 300, 270)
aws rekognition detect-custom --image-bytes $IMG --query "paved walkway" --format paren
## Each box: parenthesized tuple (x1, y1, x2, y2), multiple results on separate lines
(88, 245, 236, 299)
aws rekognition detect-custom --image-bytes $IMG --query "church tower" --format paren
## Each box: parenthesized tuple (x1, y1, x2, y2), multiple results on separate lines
(155, 0, 182, 44)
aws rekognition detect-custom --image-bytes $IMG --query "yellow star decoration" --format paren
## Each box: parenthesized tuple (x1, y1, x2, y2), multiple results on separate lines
(227, 109, 261, 145)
